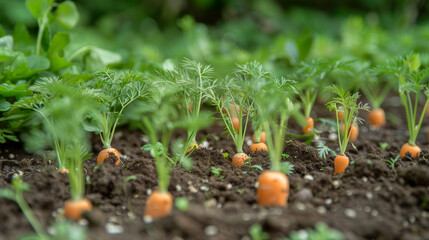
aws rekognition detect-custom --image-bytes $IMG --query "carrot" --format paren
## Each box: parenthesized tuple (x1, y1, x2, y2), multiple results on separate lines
(252, 131, 266, 143)
(257, 170, 289, 206)
(186, 143, 199, 153)
(369, 108, 385, 127)
(302, 117, 314, 134)
(97, 147, 120, 165)
(334, 154, 349, 174)
(341, 124, 359, 142)
(64, 198, 92, 221)
(232, 153, 249, 168)
(232, 117, 240, 133)
(250, 142, 268, 152)
(59, 168, 69, 174)
(400, 143, 421, 158)
(144, 190, 173, 219)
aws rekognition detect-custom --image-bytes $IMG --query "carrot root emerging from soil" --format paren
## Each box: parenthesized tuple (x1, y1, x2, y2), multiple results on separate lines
(334, 155, 349, 174)
(64, 198, 93, 221)
(369, 108, 385, 127)
(186, 143, 200, 153)
(341, 124, 359, 142)
(302, 117, 314, 134)
(400, 143, 421, 158)
(232, 153, 249, 168)
(232, 117, 240, 133)
(59, 168, 69, 174)
(257, 170, 289, 207)
(250, 142, 268, 152)
(97, 147, 120, 165)
(252, 131, 266, 143)
(144, 190, 173, 219)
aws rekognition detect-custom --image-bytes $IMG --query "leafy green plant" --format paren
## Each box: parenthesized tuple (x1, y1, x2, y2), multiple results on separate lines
(383, 155, 400, 170)
(280, 162, 295, 176)
(210, 167, 223, 177)
(379, 142, 388, 151)
(157, 59, 214, 165)
(326, 85, 369, 156)
(175, 197, 189, 211)
(84, 70, 152, 149)
(316, 141, 337, 160)
(249, 224, 269, 240)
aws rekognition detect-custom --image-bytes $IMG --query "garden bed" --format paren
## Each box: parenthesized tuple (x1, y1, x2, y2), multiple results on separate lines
(1, 100, 429, 240)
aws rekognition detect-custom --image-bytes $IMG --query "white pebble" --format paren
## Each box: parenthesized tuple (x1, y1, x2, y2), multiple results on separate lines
(361, 177, 368, 182)
(375, 186, 381, 191)
(345, 208, 357, 218)
(371, 210, 379, 217)
(246, 139, 253, 146)
(254, 182, 259, 188)
(202, 179, 209, 184)
(9, 154, 15, 159)
(346, 190, 353, 196)
(200, 185, 209, 191)
(105, 223, 123, 234)
(176, 185, 182, 192)
(332, 180, 341, 189)
(325, 198, 333, 205)
(146, 189, 152, 195)
(141, 135, 150, 142)
(295, 202, 306, 211)
(242, 213, 252, 221)
(143, 215, 153, 223)
(317, 206, 327, 215)
(364, 206, 371, 213)
(188, 185, 198, 193)
(304, 174, 314, 181)
(328, 133, 337, 140)
(200, 141, 209, 148)
(366, 192, 373, 200)
(409, 216, 416, 223)
(226, 183, 232, 190)
(204, 199, 217, 207)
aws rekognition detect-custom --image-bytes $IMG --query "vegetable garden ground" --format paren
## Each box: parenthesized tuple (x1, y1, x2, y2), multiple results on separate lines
(1, 99, 429, 240)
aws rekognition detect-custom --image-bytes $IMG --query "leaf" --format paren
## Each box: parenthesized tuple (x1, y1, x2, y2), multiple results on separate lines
(0, 35, 13, 50)
(26, 55, 50, 71)
(25, 0, 52, 19)
(0, 189, 15, 200)
(54, 1, 79, 30)
(0, 48, 16, 62)
(0, 25, 6, 37)
(298, 34, 314, 61)
(84, 47, 121, 70)
(13, 22, 32, 46)
(48, 32, 70, 54)
(124, 175, 137, 183)
(0, 98, 11, 111)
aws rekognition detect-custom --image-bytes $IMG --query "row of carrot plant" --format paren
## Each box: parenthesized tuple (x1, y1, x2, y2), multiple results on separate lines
(2, 53, 427, 224)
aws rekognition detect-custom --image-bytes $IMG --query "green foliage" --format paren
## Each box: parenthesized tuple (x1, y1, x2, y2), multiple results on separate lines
(280, 162, 295, 176)
(210, 167, 223, 177)
(175, 197, 189, 212)
(326, 85, 369, 155)
(249, 224, 269, 240)
(316, 141, 336, 160)
(383, 155, 400, 170)
(379, 142, 388, 151)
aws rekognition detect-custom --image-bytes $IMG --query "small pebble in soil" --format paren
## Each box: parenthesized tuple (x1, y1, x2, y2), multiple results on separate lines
(346, 190, 353, 196)
(9, 154, 15, 159)
(200, 185, 209, 191)
(133, 194, 139, 198)
(141, 135, 149, 142)
(200, 140, 209, 148)
(269, 208, 283, 215)
(317, 206, 327, 215)
(371, 210, 379, 217)
(105, 223, 123, 234)
(345, 208, 357, 218)
(254, 182, 259, 188)
(375, 185, 381, 191)
(295, 202, 306, 211)
(226, 183, 232, 190)
(176, 185, 182, 191)
(409, 216, 416, 223)
(78, 219, 89, 226)
(202, 179, 209, 183)
(295, 188, 313, 202)
(304, 174, 314, 181)
(364, 206, 371, 213)
(332, 180, 341, 189)
(242, 213, 252, 221)
(361, 177, 368, 183)
(246, 138, 252, 147)
(17, 170, 23, 176)
(189, 185, 198, 193)
(403, 221, 409, 228)
(120, 155, 130, 161)
(143, 215, 153, 223)
(128, 212, 137, 220)
(204, 225, 218, 236)
(146, 189, 152, 195)
(257, 209, 269, 219)
(422, 212, 429, 218)
(204, 199, 217, 207)
(325, 198, 333, 205)
(328, 133, 337, 140)
(366, 192, 373, 200)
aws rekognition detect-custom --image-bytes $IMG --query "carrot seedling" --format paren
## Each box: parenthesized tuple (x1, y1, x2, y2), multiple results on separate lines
(207, 62, 264, 168)
(84, 70, 152, 166)
(295, 59, 352, 135)
(23, 82, 98, 220)
(254, 77, 303, 207)
(326, 85, 369, 174)
(157, 59, 214, 165)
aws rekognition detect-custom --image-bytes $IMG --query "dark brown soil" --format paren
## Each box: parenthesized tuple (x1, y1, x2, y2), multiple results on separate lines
(1, 97, 429, 240)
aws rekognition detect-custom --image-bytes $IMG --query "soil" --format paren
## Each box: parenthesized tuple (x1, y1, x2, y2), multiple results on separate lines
(1, 96, 429, 240)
